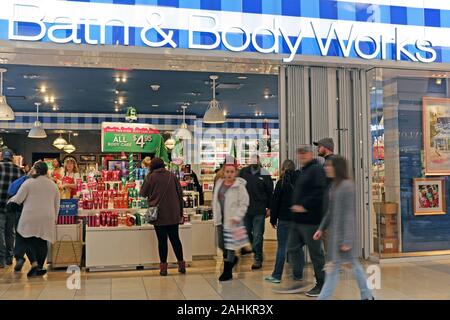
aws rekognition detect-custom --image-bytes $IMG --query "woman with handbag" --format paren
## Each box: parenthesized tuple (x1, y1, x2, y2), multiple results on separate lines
(212, 162, 250, 281)
(140, 157, 186, 276)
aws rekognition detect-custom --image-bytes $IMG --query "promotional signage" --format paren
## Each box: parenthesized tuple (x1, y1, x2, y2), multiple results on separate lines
(101, 122, 162, 153)
(59, 199, 78, 216)
(0, 0, 442, 63)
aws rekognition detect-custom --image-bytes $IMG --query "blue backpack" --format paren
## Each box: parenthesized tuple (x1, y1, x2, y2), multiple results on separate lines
(7, 176, 28, 197)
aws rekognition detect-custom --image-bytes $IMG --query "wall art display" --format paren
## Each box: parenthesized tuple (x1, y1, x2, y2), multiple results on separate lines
(423, 98, 450, 175)
(413, 178, 446, 215)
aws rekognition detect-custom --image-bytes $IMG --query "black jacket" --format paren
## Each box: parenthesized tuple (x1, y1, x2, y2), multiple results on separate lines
(239, 166, 274, 216)
(270, 170, 300, 225)
(291, 159, 327, 225)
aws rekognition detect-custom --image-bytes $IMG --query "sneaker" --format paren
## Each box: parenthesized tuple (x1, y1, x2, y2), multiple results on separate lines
(264, 275, 281, 284)
(5, 257, 13, 266)
(14, 258, 25, 272)
(36, 268, 47, 277)
(27, 267, 39, 278)
(305, 284, 323, 297)
(251, 262, 262, 270)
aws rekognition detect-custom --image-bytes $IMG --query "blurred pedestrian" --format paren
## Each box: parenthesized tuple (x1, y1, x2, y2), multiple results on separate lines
(313, 156, 374, 300)
(212, 162, 249, 281)
(265, 159, 302, 284)
(239, 154, 273, 270)
(0, 148, 23, 268)
(274, 145, 326, 297)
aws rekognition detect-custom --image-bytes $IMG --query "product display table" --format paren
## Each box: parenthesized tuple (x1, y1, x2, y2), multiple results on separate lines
(85, 224, 193, 271)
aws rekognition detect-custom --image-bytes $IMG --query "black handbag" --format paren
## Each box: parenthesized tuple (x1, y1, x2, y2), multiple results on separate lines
(144, 175, 172, 224)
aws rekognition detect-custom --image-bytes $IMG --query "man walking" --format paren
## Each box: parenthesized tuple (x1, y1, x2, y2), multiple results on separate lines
(0, 149, 23, 268)
(275, 145, 327, 297)
(239, 155, 273, 270)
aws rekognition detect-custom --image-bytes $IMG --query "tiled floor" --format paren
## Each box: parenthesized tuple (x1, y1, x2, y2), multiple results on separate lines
(1, 242, 450, 300)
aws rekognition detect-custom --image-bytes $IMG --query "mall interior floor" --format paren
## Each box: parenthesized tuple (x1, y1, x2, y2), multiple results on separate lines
(1, 241, 450, 300)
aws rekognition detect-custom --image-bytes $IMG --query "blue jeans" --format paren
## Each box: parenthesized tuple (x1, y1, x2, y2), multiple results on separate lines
(272, 220, 303, 280)
(244, 214, 265, 263)
(318, 259, 373, 300)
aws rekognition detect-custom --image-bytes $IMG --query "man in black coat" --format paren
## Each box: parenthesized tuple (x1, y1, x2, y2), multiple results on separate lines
(239, 155, 273, 270)
(275, 145, 326, 297)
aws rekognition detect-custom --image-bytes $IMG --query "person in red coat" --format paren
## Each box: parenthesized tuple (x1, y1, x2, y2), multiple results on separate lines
(140, 157, 185, 276)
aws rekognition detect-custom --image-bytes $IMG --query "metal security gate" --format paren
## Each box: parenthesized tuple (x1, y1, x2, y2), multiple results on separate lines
(279, 65, 371, 259)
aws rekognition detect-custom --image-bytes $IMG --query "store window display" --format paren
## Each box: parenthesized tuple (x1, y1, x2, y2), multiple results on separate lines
(369, 68, 450, 256)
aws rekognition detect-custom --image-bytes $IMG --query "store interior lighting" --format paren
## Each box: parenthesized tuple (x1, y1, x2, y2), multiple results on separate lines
(28, 102, 47, 138)
(53, 132, 68, 149)
(174, 105, 192, 140)
(203, 75, 226, 124)
(0, 68, 15, 121)
(63, 132, 76, 154)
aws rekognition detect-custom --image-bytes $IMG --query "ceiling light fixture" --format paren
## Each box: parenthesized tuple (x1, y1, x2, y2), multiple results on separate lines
(121, 77, 127, 83)
(73, 132, 79, 137)
(53, 132, 68, 149)
(150, 84, 160, 91)
(63, 132, 76, 154)
(203, 75, 226, 124)
(115, 77, 121, 82)
(152, 104, 159, 107)
(238, 76, 248, 80)
(52, 105, 58, 111)
(0, 58, 8, 64)
(115, 90, 119, 95)
(40, 86, 47, 93)
(44, 96, 50, 103)
(6, 87, 15, 91)
(174, 105, 192, 140)
(118, 97, 124, 105)
(50, 96, 55, 103)
(436, 78, 442, 85)
(28, 102, 46, 138)
(115, 107, 119, 112)
(0, 68, 15, 121)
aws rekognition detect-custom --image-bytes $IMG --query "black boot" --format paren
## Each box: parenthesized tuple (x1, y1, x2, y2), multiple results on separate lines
(219, 261, 233, 281)
(232, 256, 239, 269)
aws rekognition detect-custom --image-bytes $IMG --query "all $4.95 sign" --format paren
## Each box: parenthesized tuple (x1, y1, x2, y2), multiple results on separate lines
(101, 122, 162, 153)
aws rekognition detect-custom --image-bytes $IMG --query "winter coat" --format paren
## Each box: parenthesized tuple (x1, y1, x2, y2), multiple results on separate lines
(270, 170, 300, 225)
(213, 178, 249, 229)
(140, 168, 184, 226)
(8, 175, 60, 243)
(239, 166, 273, 216)
(319, 180, 358, 262)
(291, 159, 327, 225)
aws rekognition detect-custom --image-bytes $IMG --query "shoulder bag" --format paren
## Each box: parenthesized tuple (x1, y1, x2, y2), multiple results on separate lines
(144, 174, 172, 224)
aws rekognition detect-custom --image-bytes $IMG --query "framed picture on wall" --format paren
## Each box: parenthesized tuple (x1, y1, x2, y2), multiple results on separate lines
(423, 97, 450, 175)
(413, 178, 446, 215)
(80, 154, 96, 162)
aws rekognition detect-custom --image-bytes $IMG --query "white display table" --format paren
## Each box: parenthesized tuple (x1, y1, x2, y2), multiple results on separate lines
(190, 220, 216, 258)
(85, 224, 193, 271)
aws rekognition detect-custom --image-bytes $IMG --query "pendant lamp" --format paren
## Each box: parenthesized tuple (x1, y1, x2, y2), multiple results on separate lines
(53, 132, 68, 149)
(0, 68, 15, 121)
(174, 105, 192, 140)
(28, 102, 47, 138)
(203, 75, 226, 124)
(165, 135, 176, 150)
(63, 132, 76, 154)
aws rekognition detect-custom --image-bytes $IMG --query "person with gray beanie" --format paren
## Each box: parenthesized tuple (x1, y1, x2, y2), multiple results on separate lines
(0, 148, 23, 268)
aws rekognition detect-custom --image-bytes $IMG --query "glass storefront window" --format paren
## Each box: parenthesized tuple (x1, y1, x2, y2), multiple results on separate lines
(369, 68, 450, 258)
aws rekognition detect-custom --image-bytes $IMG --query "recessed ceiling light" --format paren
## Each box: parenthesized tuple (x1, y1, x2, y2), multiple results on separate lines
(152, 104, 159, 107)
(436, 78, 442, 85)
(23, 74, 39, 80)
(115, 77, 121, 82)
(0, 58, 8, 64)
(50, 96, 55, 103)
(115, 107, 119, 112)
(52, 105, 58, 111)
(40, 86, 46, 93)
(121, 77, 127, 83)
(115, 90, 119, 95)
(6, 87, 15, 90)
(73, 132, 79, 136)
(150, 84, 160, 91)
(118, 97, 124, 105)
(238, 76, 247, 80)
(44, 96, 50, 103)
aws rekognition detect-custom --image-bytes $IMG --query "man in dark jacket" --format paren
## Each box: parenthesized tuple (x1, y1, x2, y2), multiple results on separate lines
(274, 145, 326, 297)
(239, 155, 273, 270)
(0, 149, 23, 268)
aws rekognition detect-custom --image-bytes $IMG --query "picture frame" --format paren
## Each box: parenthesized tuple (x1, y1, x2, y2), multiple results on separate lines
(413, 178, 446, 216)
(422, 97, 450, 175)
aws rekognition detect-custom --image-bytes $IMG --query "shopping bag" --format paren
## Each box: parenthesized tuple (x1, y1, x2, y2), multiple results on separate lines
(223, 225, 250, 251)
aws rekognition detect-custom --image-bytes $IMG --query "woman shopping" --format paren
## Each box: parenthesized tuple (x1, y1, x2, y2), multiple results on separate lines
(140, 157, 186, 276)
(212, 162, 249, 281)
(265, 159, 302, 283)
(313, 156, 374, 300)
(8, 161, 60, 277)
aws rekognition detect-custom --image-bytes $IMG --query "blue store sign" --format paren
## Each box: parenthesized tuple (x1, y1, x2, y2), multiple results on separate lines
(59, 199, 78, 216)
